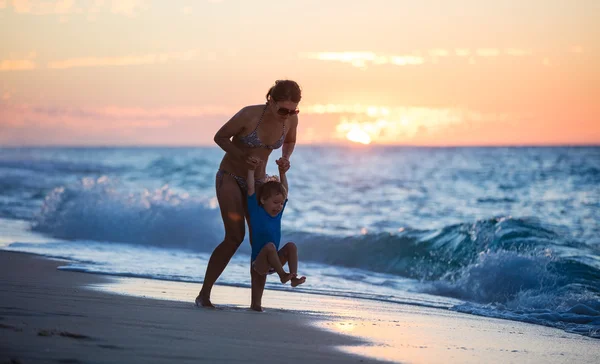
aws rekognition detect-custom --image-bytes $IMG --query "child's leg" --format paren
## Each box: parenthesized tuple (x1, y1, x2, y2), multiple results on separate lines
(253, 243, 292, 284)
(279, 242, 306, 287)
(278, 242, 297, 275)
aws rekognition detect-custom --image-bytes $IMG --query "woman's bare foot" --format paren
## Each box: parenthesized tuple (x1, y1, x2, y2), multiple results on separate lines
(279, 272, 293, 284)
(195, 295, 215, 308)
(291, 276, 306, 287)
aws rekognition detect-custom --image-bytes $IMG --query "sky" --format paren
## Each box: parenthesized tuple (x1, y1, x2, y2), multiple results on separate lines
(1, 0, 598, 146)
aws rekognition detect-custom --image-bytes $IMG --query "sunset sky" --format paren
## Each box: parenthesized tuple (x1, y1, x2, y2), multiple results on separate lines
(1, 0, 598, 146)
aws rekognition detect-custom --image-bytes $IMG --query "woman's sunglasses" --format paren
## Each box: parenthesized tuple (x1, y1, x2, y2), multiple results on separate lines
(276, 107, 300, 116)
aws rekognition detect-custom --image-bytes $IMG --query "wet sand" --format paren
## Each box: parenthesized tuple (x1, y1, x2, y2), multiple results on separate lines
(2, 251, 599, 363)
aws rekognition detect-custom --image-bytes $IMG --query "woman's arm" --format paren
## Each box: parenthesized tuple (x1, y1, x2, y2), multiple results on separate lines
(277, 117, 297, 172)
(278, 165, 288, 196)
(282, 117, 297, 160)
(214, 107, 250, 160)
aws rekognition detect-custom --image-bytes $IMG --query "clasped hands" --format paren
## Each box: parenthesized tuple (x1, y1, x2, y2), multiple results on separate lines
(245, 155, 290, 173)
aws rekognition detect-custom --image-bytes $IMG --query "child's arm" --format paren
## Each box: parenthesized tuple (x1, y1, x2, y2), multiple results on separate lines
(278, 163, 289, 197)
(247, 165, 256, 196)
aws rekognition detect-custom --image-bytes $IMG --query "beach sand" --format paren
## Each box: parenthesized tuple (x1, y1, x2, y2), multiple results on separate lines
(1, 251, 598, 363)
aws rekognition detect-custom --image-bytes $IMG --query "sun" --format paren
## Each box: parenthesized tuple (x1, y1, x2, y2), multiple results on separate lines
(346, 127, 372, 145)
(336, 119, 373, 145)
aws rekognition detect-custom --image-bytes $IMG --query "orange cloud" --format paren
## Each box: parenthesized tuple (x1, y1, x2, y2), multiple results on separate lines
(0, 59, 36, 71)
(7, 0, 75, 14)
(2, 101, 597, 146)
(476, 48, 500, 57)
(0, 103, 231, 129)
(301, 52, 424, 68)
(0, 102, 233, 145)
(0, 52, 37, 71)
(90, 105, 231, 119)
(47, 50, 197, 69)
(9, 0, 32, 13)
(505, 48, 533, 56)
(110, 0, 148, 16)
(429, 49, 449, 57)
(2, 0, 147, 15)
(299, 102, 599, 146)
(303, 103, 519, 145)
(1, 103, 229, 122)
(301, 48, 541, 68)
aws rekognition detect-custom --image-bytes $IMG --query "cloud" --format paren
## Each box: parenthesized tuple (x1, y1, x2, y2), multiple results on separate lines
(505, 48, 533, 56)
(475, 48, 500, 57)
(47, 50, 197, 69)
(1, 103, 230, 122)
(9, 0, 32, 13)
(301, 48, 541, 68)
(87, 105, 231, 119)
(110, 0, 147, 16)
(0, 52, 37, 72)
(8, 0, 75, 14)
(0, 59, 36, 71)
(0, 103, 231, 128)
(302, 103, 515, 145)
(429, 49, 449, 57)
(3, 0, 147, 15)
(55, 0, 75, 14)
(0, 101, 237, 145)
(300, 52, 424, 68)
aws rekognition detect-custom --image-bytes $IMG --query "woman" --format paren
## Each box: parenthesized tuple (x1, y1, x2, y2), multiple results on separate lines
(196, 80, 301, 311)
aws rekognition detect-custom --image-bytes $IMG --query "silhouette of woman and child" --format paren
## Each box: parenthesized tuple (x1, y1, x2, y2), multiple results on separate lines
(195, 80, 306, 312)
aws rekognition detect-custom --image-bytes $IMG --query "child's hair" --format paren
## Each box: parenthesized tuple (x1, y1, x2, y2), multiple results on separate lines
(258, 181, 287, 205)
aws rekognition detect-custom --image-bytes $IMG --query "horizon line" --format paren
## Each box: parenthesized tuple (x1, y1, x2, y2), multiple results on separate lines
(1, 143, 599, 149)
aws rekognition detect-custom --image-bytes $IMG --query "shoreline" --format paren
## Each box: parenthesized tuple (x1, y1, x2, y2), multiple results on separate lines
(0, 251, 381, 364)
(2, 251, 600, 363)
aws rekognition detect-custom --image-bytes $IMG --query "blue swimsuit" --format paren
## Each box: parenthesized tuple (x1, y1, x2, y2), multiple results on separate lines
(247, 193, 288, 262)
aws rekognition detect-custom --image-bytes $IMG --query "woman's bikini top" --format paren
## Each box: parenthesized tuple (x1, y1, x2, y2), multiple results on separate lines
(237, 105, 286, 150)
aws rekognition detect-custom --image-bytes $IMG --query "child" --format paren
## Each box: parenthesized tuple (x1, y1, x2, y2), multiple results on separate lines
(246, 159, 306, 292)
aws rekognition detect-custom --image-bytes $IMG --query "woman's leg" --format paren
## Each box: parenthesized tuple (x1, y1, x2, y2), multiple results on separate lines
(196, 173, 246, 307)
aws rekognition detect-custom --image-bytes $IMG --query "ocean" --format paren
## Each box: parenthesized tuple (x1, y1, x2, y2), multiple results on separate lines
(1, 146, 598, 338)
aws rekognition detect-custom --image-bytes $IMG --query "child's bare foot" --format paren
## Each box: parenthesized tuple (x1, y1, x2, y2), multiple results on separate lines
(279, 272, 293, 284)
(195, 295, 215, 308)
(291, 276, 306, 287)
